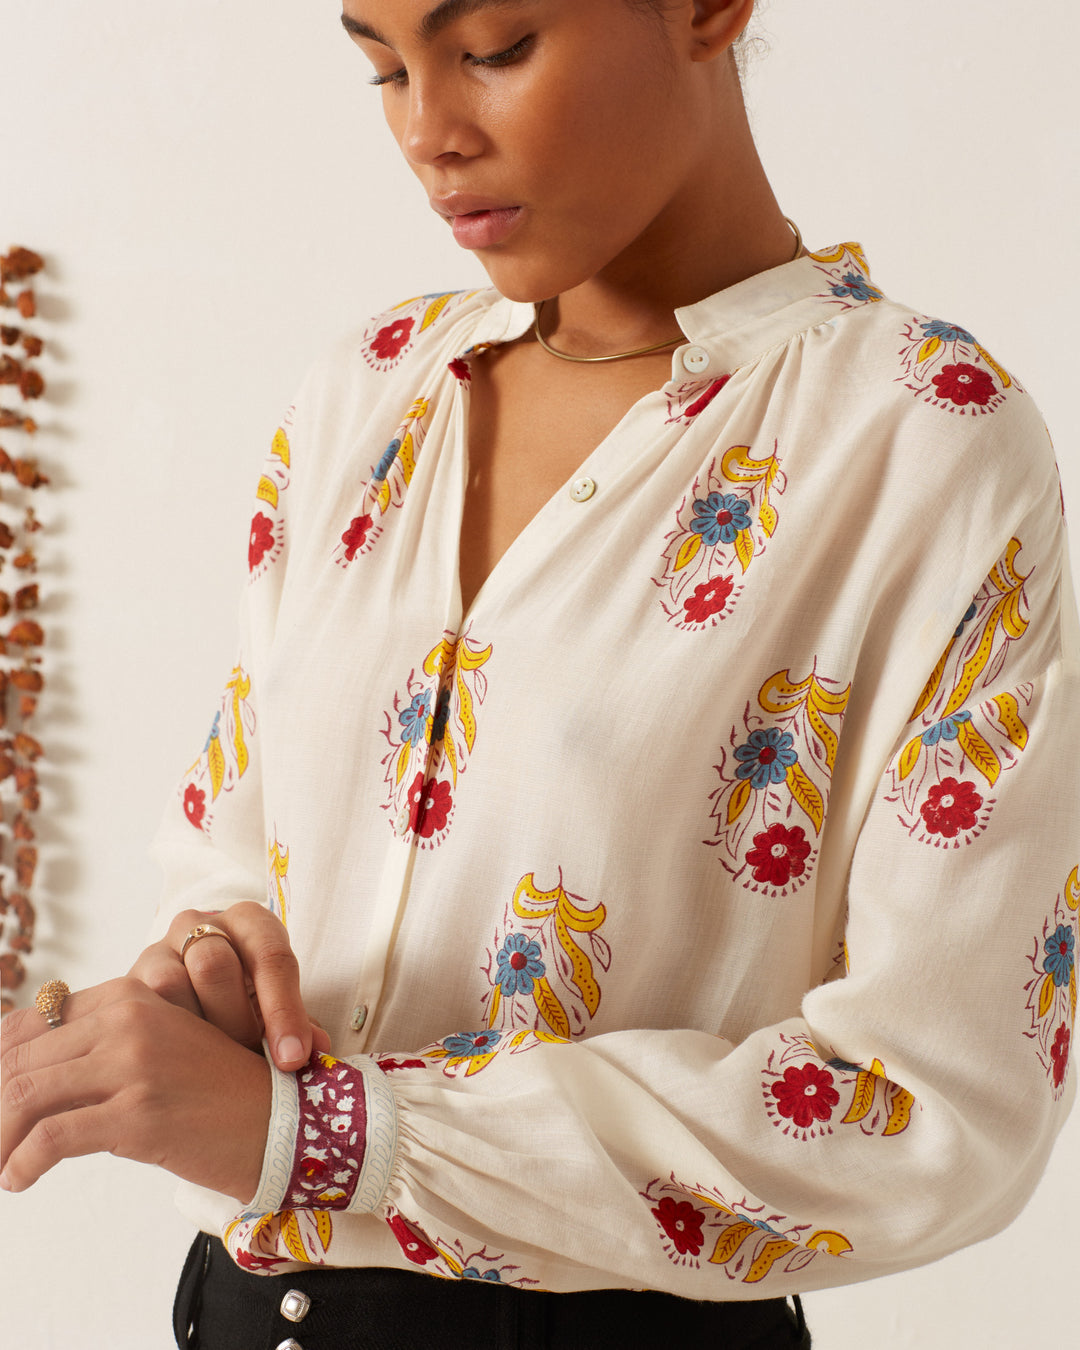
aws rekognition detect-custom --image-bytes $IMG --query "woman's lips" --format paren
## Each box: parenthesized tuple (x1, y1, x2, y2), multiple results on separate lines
(449, 206, 522, 249)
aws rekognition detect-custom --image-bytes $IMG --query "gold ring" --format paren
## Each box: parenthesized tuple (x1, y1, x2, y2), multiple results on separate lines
(35, 979, 70, 1029)
(180, 923, 236, 962)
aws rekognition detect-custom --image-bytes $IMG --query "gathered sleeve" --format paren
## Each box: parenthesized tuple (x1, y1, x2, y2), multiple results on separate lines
(237, 486, 1080, 1297)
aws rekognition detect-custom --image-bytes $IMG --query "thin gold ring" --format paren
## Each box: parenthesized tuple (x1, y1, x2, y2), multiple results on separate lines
(180, 923, 236, 962)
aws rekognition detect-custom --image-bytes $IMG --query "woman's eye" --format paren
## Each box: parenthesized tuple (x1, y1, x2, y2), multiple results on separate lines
(369, 66, 408, 88)
(467, 34, 535, 69)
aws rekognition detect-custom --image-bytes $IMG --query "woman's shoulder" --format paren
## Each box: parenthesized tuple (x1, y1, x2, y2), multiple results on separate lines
(310, 286, 507, 389)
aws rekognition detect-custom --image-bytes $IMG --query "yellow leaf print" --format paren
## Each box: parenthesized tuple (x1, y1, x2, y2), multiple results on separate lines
(675, 533, 702, 572)
(899, 734, 923, 781)
(708, 1221, 756, 1266)
(884, 1086, 915, 1137)
(727, 778, 752, 824)
(208, 735, 226, 801)
(271, 427, 290, 467)
(807, 1230, 854, 1257)
(992, 693, 1028, 750)
(842, 1070, 876, 1125)
(280, 1211, 308, 1264)
(734, 526, 754, 574)
(744, 1238, 797, 1283)
(256, 475, 279, 509)
(532, 975, 570, 1039)
(554, 911, 601, 1016)
(1038, 972, 1056, 1020)
(956, 721, 1001, 786)
(786, 762, 824, 833)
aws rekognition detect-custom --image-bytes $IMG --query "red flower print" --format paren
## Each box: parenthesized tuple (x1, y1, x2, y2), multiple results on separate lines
(248, 512, 275, 571)
(931, 362, 996, 407)
(377, 1057, 428, 1073)
(370, 317, 415, 362)
(651, 1197, 706, 1256)
(236, 1250, 287, 1273)
(183, 784, 206, 830)
(746, 824, 811, 887)
(1051, 1023, 1071, 1089)
(300, 1153, 328, 1181)
(407, 772, 453, 839)
(682, 574, 734, 624)
(771, 1063, 840, 1129)
(341, 514, 373, 562)
(388, 1213, 438, 1265)
(684, 375, 730, 419)
(448, 356, 471, 383)
(920, 777, 982, 838)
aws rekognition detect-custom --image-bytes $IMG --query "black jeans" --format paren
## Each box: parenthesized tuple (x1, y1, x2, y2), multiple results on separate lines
(175, 1233, 812, 1349)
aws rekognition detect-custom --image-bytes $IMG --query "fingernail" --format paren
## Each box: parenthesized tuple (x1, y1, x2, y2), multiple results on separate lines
(0, 1171, 13, 1192)
(277, 1035, 304, 1065)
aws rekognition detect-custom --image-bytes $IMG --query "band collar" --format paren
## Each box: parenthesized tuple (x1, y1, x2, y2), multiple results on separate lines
(470, 243, 881, 378)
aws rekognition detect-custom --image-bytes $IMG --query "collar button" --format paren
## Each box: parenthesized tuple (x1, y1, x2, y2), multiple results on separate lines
(681, 345, 710, 374)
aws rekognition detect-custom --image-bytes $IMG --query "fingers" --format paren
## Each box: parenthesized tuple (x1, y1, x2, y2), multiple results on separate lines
(193, 902, 313, 1071)
(129, 940, 202, 1018)
(176, 933, 263, 1052)
(2, 990, 273, 1200)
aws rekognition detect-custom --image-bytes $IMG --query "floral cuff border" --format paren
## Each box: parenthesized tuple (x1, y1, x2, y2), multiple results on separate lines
(246, 1045, 398, 1218)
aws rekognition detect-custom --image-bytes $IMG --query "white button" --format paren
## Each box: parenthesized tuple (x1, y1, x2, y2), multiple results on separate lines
(275, 1341, 303, 1350)
(281, 1290, 311, 1323)
(569, 476, 596, 503)
(350, 1004, 368, 1031)
(681, 345, 710, 374)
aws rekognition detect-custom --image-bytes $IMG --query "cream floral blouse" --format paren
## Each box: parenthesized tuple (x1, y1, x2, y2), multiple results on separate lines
(150, 243, 1079, 1298)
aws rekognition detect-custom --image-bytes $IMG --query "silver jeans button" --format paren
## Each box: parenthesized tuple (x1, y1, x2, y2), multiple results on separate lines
(280, 1288, 311, 1322)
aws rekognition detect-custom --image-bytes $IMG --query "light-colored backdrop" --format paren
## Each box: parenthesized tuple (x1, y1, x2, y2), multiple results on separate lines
(2, 2, 1076, 1344)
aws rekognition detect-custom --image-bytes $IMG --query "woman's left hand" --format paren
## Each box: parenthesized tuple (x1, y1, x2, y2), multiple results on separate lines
(0, 976, 272, 1201)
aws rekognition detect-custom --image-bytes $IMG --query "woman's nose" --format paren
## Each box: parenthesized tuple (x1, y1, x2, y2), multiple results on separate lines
(399, 83, 483, 166)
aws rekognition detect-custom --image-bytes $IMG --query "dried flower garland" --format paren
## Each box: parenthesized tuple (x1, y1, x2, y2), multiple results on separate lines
(0, 245, 48, 1014)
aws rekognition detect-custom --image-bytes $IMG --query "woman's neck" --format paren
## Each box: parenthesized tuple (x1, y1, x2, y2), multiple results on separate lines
(544, 90, 799, 357)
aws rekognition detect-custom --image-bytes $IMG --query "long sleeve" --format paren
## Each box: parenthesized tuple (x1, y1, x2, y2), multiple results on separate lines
(146, 411, 295, 942)
(163, 259, 1076, 1296)
(235, 484, 1080, 1297)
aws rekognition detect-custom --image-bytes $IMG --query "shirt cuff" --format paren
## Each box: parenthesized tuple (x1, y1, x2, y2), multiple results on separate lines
(248, 1044, 399, 1216)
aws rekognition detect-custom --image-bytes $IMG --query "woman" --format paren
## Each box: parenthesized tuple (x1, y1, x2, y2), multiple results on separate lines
(3, 2, 1076, 1346)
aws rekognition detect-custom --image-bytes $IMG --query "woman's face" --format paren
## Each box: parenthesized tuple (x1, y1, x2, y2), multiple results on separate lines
(341, 0, 729, 302)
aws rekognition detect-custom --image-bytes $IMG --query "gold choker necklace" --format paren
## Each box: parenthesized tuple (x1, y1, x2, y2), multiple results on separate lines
(533, 217, 803, 364)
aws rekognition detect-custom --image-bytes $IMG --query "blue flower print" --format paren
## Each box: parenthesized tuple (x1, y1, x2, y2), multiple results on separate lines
(1043, 924, 1075, 988)
(920, 318, 976, 346)
(690, 492, 752, 547)
(495, 932, 546, 996)
(372, 438, 401, 483)
(830, 273, 883, 303)
(734, 728, 798, 790)
(442, 1029, 503, 1058)
(953, 601, 978, 639)
(921, 709, 973, 746)
(430, 688, 451, 745)
(462, 1268, 503, 1282)
(203, 711, 221, 752)
(398, 690, 432, 747)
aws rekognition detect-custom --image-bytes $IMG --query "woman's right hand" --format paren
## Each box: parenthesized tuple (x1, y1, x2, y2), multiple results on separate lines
(128, 902, 329, 1071)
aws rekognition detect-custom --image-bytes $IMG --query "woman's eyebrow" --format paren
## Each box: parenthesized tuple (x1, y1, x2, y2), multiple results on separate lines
(341, 0, 531, 49)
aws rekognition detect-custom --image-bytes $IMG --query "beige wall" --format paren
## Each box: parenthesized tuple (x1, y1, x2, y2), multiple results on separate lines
(1, 2, 1076, 1343)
